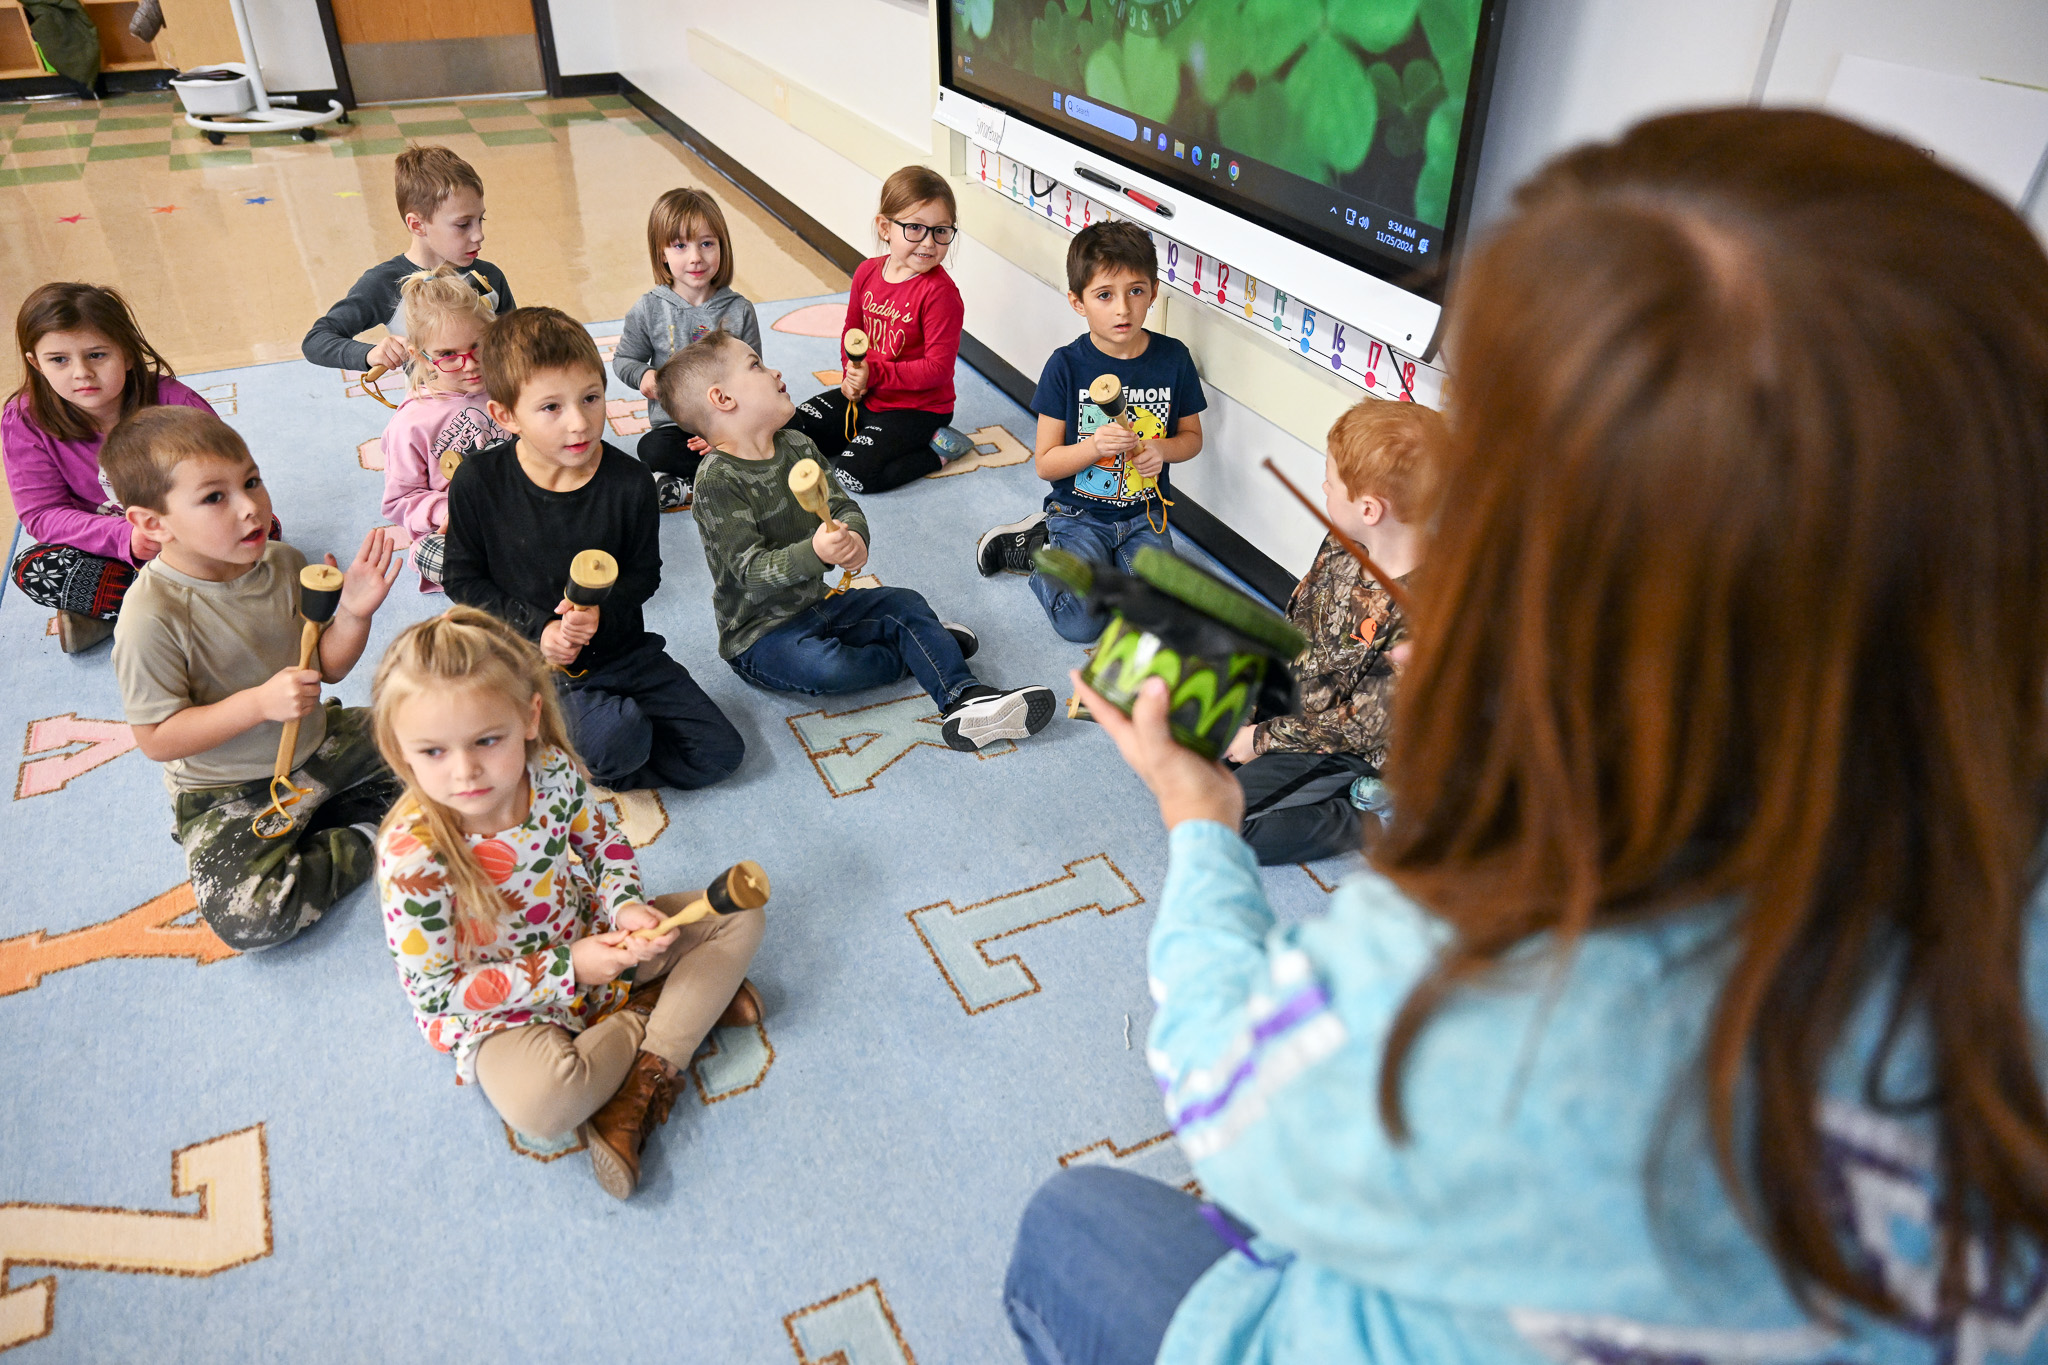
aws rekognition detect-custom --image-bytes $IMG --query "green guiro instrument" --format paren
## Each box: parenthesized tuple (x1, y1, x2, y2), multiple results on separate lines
(1038, 545, 1306, 761)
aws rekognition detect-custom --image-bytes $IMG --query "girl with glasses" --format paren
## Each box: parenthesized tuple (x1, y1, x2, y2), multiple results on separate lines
(377, 266, 509, 592)
(786, 165, 974, 494)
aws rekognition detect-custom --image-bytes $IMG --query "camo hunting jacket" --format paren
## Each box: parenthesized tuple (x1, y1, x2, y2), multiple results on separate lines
(1253, 534, 1406, 766)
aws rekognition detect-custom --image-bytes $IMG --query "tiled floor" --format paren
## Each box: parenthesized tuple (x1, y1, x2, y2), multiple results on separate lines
(0, 88, 848, 536)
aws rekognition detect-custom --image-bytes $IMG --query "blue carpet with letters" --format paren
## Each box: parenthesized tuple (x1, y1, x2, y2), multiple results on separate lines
(0, 294, 1357, 1363)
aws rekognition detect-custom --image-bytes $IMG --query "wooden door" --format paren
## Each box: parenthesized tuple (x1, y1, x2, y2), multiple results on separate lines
(329, 0, 542, 102)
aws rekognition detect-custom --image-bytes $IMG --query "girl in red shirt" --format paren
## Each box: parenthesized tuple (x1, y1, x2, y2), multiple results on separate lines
(787, 166, 969, 493)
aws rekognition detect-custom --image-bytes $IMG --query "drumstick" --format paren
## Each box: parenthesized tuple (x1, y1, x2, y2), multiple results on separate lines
(273, 564, 345, 783)
(1260, 457, 1413, 617)
(632, 860, 770, 939)
(790, 458, 856, 594)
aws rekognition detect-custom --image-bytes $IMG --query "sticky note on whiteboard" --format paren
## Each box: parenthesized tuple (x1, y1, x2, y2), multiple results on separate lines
(1824, 56, 2048, 208)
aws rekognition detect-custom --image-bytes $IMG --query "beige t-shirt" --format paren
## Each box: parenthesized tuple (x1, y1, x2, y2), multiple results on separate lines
(113, 541, 328, 792)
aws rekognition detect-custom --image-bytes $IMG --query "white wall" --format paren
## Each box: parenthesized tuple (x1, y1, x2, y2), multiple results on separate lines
(245, 0, 335, 92)
(548, 0, 620, 78)
(1471, 0, 2048, 236)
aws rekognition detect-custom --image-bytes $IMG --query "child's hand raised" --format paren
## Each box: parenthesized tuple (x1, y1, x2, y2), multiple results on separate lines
(332, 526, 400, 620)
(841, 360, 868, 403)
(686, 435, 711, 456)
(812, 522, 867, 570)
(367, 336, 410, 372)
(638, 372, 660, 401)
(255, 665, 323, 722)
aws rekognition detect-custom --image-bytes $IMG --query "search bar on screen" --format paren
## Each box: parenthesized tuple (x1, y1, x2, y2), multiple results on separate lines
(1060, 95, 1137, 142)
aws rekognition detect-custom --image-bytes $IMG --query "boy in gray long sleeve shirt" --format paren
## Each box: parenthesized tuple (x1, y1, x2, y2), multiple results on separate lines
(613, 189, 762, 503)
(301, 146, 515, 373)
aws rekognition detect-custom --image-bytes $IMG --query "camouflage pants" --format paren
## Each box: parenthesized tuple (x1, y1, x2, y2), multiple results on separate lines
(172, 704, 400, 951)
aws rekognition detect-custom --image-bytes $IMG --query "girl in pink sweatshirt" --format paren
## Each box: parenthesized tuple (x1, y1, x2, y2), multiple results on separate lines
(378, 265, 509, 590)
(4, 283, 215, 652)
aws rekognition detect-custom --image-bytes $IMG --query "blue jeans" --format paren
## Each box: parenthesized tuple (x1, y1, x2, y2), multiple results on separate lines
(1029, 499, 1173, 643)
(1005, 1167, 1240, 1365)
(559, 634, 745, 792)
(729, 586, 976, 709)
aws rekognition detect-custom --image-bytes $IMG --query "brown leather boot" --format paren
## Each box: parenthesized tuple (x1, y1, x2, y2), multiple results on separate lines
(583, 1052, 676, 1199)
(716, 978, 763, 1028)
(620, 972, 664, 1019)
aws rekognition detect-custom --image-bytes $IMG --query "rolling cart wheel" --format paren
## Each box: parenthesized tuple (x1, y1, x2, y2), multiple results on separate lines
(205, 130, 225, 145)
(298, 127, 317, 141)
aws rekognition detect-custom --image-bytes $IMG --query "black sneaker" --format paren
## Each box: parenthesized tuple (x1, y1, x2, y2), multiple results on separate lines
(976, 512, 1049, 577)
(655, 473, 691, 511)
(940, 684, 1056, 751)
(941, 621, 979, 660)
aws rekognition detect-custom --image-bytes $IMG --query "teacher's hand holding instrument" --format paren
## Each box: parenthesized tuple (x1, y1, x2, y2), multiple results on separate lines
(632, 861, 770, 939)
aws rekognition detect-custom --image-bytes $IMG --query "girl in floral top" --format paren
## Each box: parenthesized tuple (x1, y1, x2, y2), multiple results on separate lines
(371, 607, 764, 1199)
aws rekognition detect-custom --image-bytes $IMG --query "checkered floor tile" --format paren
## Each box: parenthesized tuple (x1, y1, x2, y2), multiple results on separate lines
(0, 91, 658, 184)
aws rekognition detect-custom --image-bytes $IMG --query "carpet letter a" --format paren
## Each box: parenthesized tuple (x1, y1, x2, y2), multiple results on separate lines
(16, 715, 137, 799)
(0, 1125, 272, 1352)
(788, 693, 1013, 797)
(0, 883, 235, 998)
(785, 1279, 918, 1365)
(909, 855, 1143, 1013)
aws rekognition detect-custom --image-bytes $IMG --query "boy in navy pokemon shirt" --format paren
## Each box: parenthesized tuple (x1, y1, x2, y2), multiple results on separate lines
(975, 221, 1206, 642)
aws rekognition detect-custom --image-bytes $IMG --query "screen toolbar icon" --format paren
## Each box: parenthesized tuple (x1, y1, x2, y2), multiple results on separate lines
(1174, 141, 1184, 158)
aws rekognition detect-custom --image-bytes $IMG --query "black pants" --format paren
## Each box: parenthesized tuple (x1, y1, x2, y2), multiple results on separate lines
(785, 390, 949, 494)
(1235, 750, 1376, 865)
(636, 424, 703, 482)
(557, 635, 745, 791)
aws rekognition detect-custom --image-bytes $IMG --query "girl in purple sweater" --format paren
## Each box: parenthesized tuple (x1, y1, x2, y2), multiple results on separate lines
(5, 284, 214, 652)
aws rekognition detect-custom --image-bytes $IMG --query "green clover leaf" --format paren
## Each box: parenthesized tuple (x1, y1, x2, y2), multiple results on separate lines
(1327, 0, 1419, 53)
(963, 0, 994, 39)
(1419, 0, 1477, 99)
(1242, 0, 1322, 79)
(1287, 32, 1377, 178)
(1415, 92, 1462, 225)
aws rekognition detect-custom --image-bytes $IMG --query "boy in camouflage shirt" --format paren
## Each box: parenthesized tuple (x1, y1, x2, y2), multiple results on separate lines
(1221, 399, 1445, 863)
(662, 331, 1055, 752)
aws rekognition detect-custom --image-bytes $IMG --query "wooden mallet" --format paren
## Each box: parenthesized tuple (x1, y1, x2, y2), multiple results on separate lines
(841, 327, 871, 442)
(1091, 373, 1169, 526)
(253, 563, 345, 838)
(789, 458, 856, 596)
(632, 860, 770, 938)
(557, 549, 617, 675)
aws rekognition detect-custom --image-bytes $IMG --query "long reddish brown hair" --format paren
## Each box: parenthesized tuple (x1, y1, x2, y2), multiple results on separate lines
(1375, 108, 2048, 1317)
(10, 282, 177, 443)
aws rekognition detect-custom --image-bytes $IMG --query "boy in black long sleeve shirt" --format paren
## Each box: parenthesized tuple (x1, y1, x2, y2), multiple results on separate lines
(301, 146, 515, 373)
(445, 307, 742, 791)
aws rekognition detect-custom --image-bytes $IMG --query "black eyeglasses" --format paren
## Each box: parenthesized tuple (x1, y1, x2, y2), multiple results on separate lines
(890, 220, 958, 244)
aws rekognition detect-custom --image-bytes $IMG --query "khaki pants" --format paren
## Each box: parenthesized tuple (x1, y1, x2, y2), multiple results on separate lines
(473, 898, 764, 1140)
